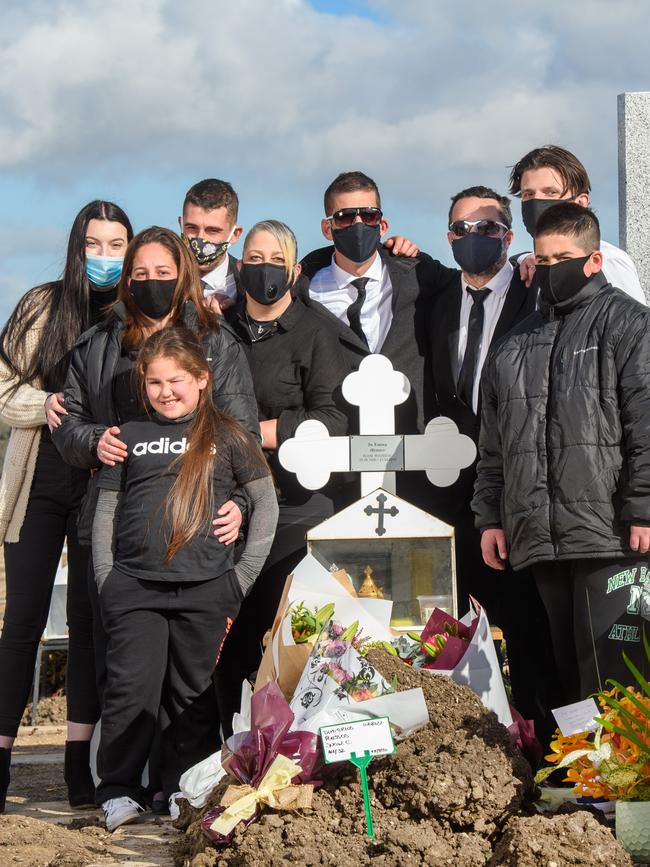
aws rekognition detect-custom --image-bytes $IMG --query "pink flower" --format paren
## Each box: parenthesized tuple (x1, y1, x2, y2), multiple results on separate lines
(326, 662, 352, 685)
(350, 688, 374, 702)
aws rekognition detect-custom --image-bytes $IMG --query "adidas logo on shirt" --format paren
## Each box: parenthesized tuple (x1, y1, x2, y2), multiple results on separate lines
(132, 437, 189, 456)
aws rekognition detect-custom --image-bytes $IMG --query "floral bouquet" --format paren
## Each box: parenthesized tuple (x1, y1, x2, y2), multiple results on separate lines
(201, 681, 321, 846)
(374, 599, 514, 727)
(386, 609, 472, 670)
(254, 555, 393, 701)
(535, 628, 650, 802)
(290, 618, 396, 732)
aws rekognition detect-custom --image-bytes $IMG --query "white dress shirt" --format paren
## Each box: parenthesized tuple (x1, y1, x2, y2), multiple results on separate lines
(457, 260, 513, 414)
(201, 254, 238, 304)
(600, 241, 646, 305)
(309, 252, 393, 353)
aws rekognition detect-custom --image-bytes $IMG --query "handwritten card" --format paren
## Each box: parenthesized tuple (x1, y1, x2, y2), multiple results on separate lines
(552, 698, 600, 736)
(320, 717, 395, 764)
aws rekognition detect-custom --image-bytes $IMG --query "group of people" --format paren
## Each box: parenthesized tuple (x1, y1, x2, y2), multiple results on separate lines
(0, 143, 648, 830)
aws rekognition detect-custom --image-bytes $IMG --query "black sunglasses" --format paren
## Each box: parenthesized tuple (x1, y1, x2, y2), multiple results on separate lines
(449, 219, 510, 238)
(326, 207, 383, 229)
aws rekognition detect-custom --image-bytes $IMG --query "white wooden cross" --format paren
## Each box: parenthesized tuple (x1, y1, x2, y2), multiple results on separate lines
(278, 354, 476, 496)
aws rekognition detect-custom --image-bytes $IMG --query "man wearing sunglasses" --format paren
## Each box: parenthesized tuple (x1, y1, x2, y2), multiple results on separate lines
(426, 185, 541, 733)
(299, 170, 457, 510)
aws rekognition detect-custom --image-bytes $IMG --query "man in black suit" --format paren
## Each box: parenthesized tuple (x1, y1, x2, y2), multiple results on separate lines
(300, 171, 457, 510)
(178, 178, 243, 320)
(426, 185, 546, 734)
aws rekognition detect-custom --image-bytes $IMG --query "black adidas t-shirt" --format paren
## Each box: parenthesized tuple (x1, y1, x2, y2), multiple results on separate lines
(98, 413, 268, 582)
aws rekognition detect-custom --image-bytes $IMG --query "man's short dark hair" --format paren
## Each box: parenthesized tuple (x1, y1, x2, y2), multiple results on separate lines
(183, 179, 239, 221)
(535, 202, 600, 252)
(508, 145, 591, 199)
(323, 171, 381, 215)
(448, 185, 512, 228)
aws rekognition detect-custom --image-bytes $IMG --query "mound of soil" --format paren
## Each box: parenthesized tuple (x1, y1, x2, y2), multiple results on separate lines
(173, 649, 529, 866)
(172, 650, 631, 867)
(0, 814, 111, 867)
(20, 693, 67, 727)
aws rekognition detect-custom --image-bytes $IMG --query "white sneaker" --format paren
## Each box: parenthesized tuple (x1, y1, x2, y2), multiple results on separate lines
(102, 796, 144, 832)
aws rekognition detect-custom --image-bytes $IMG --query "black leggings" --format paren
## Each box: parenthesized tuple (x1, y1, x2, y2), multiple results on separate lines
(216, 546, 307, 739)
(0, 433, 99, 737)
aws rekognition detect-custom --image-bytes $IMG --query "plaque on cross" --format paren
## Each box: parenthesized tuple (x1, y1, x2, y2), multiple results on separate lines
(278, 354, 476, 495)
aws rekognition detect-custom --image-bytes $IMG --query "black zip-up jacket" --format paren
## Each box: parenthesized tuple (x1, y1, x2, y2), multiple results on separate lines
(472, 273, 650, 570)
(52, 300, 259, 470)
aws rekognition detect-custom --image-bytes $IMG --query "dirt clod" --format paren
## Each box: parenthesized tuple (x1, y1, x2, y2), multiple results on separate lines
(0, 814, 111, 867)
(489, 811, 633, 866)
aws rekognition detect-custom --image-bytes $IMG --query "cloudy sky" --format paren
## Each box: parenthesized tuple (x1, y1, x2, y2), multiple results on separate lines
(1, 0, 648, 321)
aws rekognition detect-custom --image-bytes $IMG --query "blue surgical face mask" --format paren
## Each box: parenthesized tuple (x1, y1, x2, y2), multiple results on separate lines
(86, 254, 124, 288)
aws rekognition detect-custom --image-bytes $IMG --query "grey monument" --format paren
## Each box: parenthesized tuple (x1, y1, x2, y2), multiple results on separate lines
(618, 91, 650, 300)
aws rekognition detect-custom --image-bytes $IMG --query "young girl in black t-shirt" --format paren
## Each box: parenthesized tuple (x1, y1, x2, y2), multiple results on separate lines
(92, 327, 277, 832)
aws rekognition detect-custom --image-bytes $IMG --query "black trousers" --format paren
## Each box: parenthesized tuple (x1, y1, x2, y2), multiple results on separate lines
(454, 506, 554, 740)
(532, 556, 650, 714)
(0, 434, 98, 737)
(215, 545, 306, 740)
(96, 567, 243, 803)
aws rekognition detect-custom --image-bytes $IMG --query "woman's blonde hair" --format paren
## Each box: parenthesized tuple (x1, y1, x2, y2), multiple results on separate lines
(242, 220, 299, 284)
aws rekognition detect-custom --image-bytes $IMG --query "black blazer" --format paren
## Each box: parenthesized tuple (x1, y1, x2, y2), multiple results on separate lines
(299, 245, 457, 510)
(425, 268, 538, 520)
(300, 245, 456, 435)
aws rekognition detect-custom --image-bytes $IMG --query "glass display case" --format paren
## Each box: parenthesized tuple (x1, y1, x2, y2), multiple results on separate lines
(307, 488, 456, 629)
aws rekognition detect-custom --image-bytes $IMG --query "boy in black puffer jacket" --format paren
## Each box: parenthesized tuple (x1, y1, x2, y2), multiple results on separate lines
(473, 202, 650, 722)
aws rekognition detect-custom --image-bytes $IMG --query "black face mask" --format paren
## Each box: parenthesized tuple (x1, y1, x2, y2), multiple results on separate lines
(241, 263, 290, 305)
(130, 278, 177, 319)
(536, 255, 592, 305)
(522, 198, 567, 237)
(451, 234, 503, 276)
(332, 222, 380, 264)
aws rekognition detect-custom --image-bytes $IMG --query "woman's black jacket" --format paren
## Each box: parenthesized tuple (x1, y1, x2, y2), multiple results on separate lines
(52, 300, 259, 470)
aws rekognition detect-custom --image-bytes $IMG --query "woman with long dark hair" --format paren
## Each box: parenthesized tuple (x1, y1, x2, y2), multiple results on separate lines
(50, 227, 259, 810)
(0, 200, 133, 812)
(51, 225, 258, 476)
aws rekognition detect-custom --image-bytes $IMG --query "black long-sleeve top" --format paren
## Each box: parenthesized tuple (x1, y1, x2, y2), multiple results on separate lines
(232, 296, 349, 511)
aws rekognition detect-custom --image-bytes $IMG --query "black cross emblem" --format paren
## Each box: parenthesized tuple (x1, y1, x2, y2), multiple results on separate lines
(364, 493, 399, 537)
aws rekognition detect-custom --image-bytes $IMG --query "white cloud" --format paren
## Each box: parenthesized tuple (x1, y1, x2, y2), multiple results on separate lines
(0, 0, 647, 261)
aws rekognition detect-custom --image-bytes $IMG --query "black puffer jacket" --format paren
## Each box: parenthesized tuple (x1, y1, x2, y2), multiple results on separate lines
(472, 273, 650, 570)
(52, 301, 259, 470)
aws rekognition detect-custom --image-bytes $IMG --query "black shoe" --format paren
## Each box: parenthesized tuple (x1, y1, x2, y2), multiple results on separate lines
(151, 795, 170, 816)
(64, 741, 96, 809)
(0, 747, 10, 814)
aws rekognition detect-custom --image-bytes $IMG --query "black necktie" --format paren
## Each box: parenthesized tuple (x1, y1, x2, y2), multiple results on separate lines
(457, 287, 491, 408)
(347, 277, 369, 347)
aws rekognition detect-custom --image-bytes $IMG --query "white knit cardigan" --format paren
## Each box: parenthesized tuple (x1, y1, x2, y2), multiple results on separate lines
(0, 299, 49, 544)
